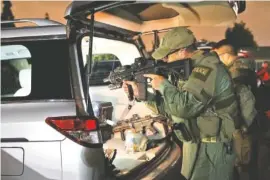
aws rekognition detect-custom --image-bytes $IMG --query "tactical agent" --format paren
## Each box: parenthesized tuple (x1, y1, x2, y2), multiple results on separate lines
(213, 39, 257, 94)
(213, 39, 257, 127)
(123, 27, 240, 180)
(213, 40, 258, 180)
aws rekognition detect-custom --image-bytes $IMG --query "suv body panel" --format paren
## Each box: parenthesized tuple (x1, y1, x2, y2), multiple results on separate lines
(60, 139, 105, 180)
(2, 142, 62, 180)
(1, 100, 75, 141)
(1, 26, 66, 42)
(1, 19, 105, 180)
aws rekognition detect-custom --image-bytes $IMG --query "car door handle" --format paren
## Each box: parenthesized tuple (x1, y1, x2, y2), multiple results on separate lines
(1, 138, 29, 143)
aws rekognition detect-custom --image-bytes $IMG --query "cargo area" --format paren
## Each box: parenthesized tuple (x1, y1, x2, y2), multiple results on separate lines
(103, 119, 169, 173)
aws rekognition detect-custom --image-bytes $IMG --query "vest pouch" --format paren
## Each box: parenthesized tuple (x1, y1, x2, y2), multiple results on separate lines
(197, 116, 221, 138)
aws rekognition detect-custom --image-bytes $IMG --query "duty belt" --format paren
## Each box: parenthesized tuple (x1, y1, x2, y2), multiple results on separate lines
(201, 136, 218, 143)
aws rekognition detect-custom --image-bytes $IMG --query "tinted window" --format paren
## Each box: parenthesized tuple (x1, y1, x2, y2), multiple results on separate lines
(93, 62, 114, 72)
(1, 39, 72, 101)
(1, 45, 32, 97)
(89, 60, 122, 86)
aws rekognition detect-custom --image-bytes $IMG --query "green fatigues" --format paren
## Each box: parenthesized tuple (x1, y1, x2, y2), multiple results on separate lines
(228, 58, 257, 95)
(236, 57, 256, 71)
(228, 58, 257, 127)
(145, 51, 239, 180)
(228, 58, 254, 79)
(181, 142, 236, 180)
(228, 58, 258, 180)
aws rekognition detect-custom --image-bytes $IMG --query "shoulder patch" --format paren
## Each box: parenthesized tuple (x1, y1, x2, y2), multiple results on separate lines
(235, 61, 249, 69)
(230, 61, 249, 78)
(190, 66, 212, 81)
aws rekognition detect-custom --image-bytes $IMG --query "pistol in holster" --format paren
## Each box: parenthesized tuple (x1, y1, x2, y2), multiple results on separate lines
(173, 123, 193, 142)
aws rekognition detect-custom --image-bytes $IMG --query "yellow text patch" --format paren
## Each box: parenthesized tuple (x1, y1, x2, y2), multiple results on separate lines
(191, 66, 212, 81)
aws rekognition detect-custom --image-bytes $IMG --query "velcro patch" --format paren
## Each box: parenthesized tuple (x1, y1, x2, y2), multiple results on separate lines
(235, 61, 249, 69)
(191, 66, 212, 81)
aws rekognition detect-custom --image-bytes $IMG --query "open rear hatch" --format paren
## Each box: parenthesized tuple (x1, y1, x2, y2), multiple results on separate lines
(64, 1, 246, 179)
(65, 1, 245, 33)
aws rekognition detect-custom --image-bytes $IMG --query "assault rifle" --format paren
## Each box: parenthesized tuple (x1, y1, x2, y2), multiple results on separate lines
(113, 114, 168, 141)
(103, 57, 192, 101)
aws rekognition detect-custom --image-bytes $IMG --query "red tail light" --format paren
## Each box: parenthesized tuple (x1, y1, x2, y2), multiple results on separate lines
(45, 116, 102, 148)
(50, 119, 97, 131)
(266, 110, 270, 119)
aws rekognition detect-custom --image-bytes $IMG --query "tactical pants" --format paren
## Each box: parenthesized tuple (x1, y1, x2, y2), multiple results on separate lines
(181, 142, 236, 180)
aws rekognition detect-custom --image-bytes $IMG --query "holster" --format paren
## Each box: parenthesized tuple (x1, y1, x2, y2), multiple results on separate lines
(173, 123, 193, 142)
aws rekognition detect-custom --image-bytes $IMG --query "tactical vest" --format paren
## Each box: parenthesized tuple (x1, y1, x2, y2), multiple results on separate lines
(179, 52, 239, 143)
(228, 60, 257, 128)
(229, 58, 258, 95)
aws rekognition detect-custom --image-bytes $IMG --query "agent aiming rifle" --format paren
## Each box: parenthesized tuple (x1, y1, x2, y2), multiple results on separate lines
(104, 57, 192, 101)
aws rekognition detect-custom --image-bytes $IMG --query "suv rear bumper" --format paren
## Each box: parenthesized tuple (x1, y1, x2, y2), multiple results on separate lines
(116, 141, 185, 180)
(61, 138, 105, 180)
(138, 142, 184, 180)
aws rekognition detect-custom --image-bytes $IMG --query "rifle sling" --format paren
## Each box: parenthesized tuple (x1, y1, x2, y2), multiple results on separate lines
(221, 62, 246, 130)
(215, 95, 235, 110)
(120, 101, 134, 120)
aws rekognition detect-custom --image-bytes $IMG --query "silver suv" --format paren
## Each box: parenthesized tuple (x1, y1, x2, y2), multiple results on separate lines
(1, 19, 109, 180)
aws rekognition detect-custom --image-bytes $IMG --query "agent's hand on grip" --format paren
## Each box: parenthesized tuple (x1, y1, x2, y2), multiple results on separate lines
(143, 74, 165, 90)
(123, 80, 139, 98)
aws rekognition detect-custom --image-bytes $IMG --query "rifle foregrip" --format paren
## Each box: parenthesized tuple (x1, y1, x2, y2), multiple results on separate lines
(127, 84, 134, 101)
(149, 126, 158, 135)
(120, 130, 126, 141)
(135, 74, 147, 101)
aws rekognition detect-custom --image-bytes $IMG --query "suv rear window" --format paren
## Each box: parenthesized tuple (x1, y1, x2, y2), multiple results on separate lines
(1, 45, 32, 97)
(89, 58, 122, 86)
(1, 39, 72, 101)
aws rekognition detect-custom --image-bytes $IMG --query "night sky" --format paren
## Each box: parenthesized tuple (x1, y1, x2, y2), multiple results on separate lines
(4, 1, 270, 46)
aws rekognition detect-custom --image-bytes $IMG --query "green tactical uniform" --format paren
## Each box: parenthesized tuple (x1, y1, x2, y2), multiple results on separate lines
(228, 58, 254, 79)
(227, 58, 257, 180)
(237, 57, 256, 71)
(228, 57, 257, 95)
(146, 27, 240, 180)
(227, 58, 257, 127)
